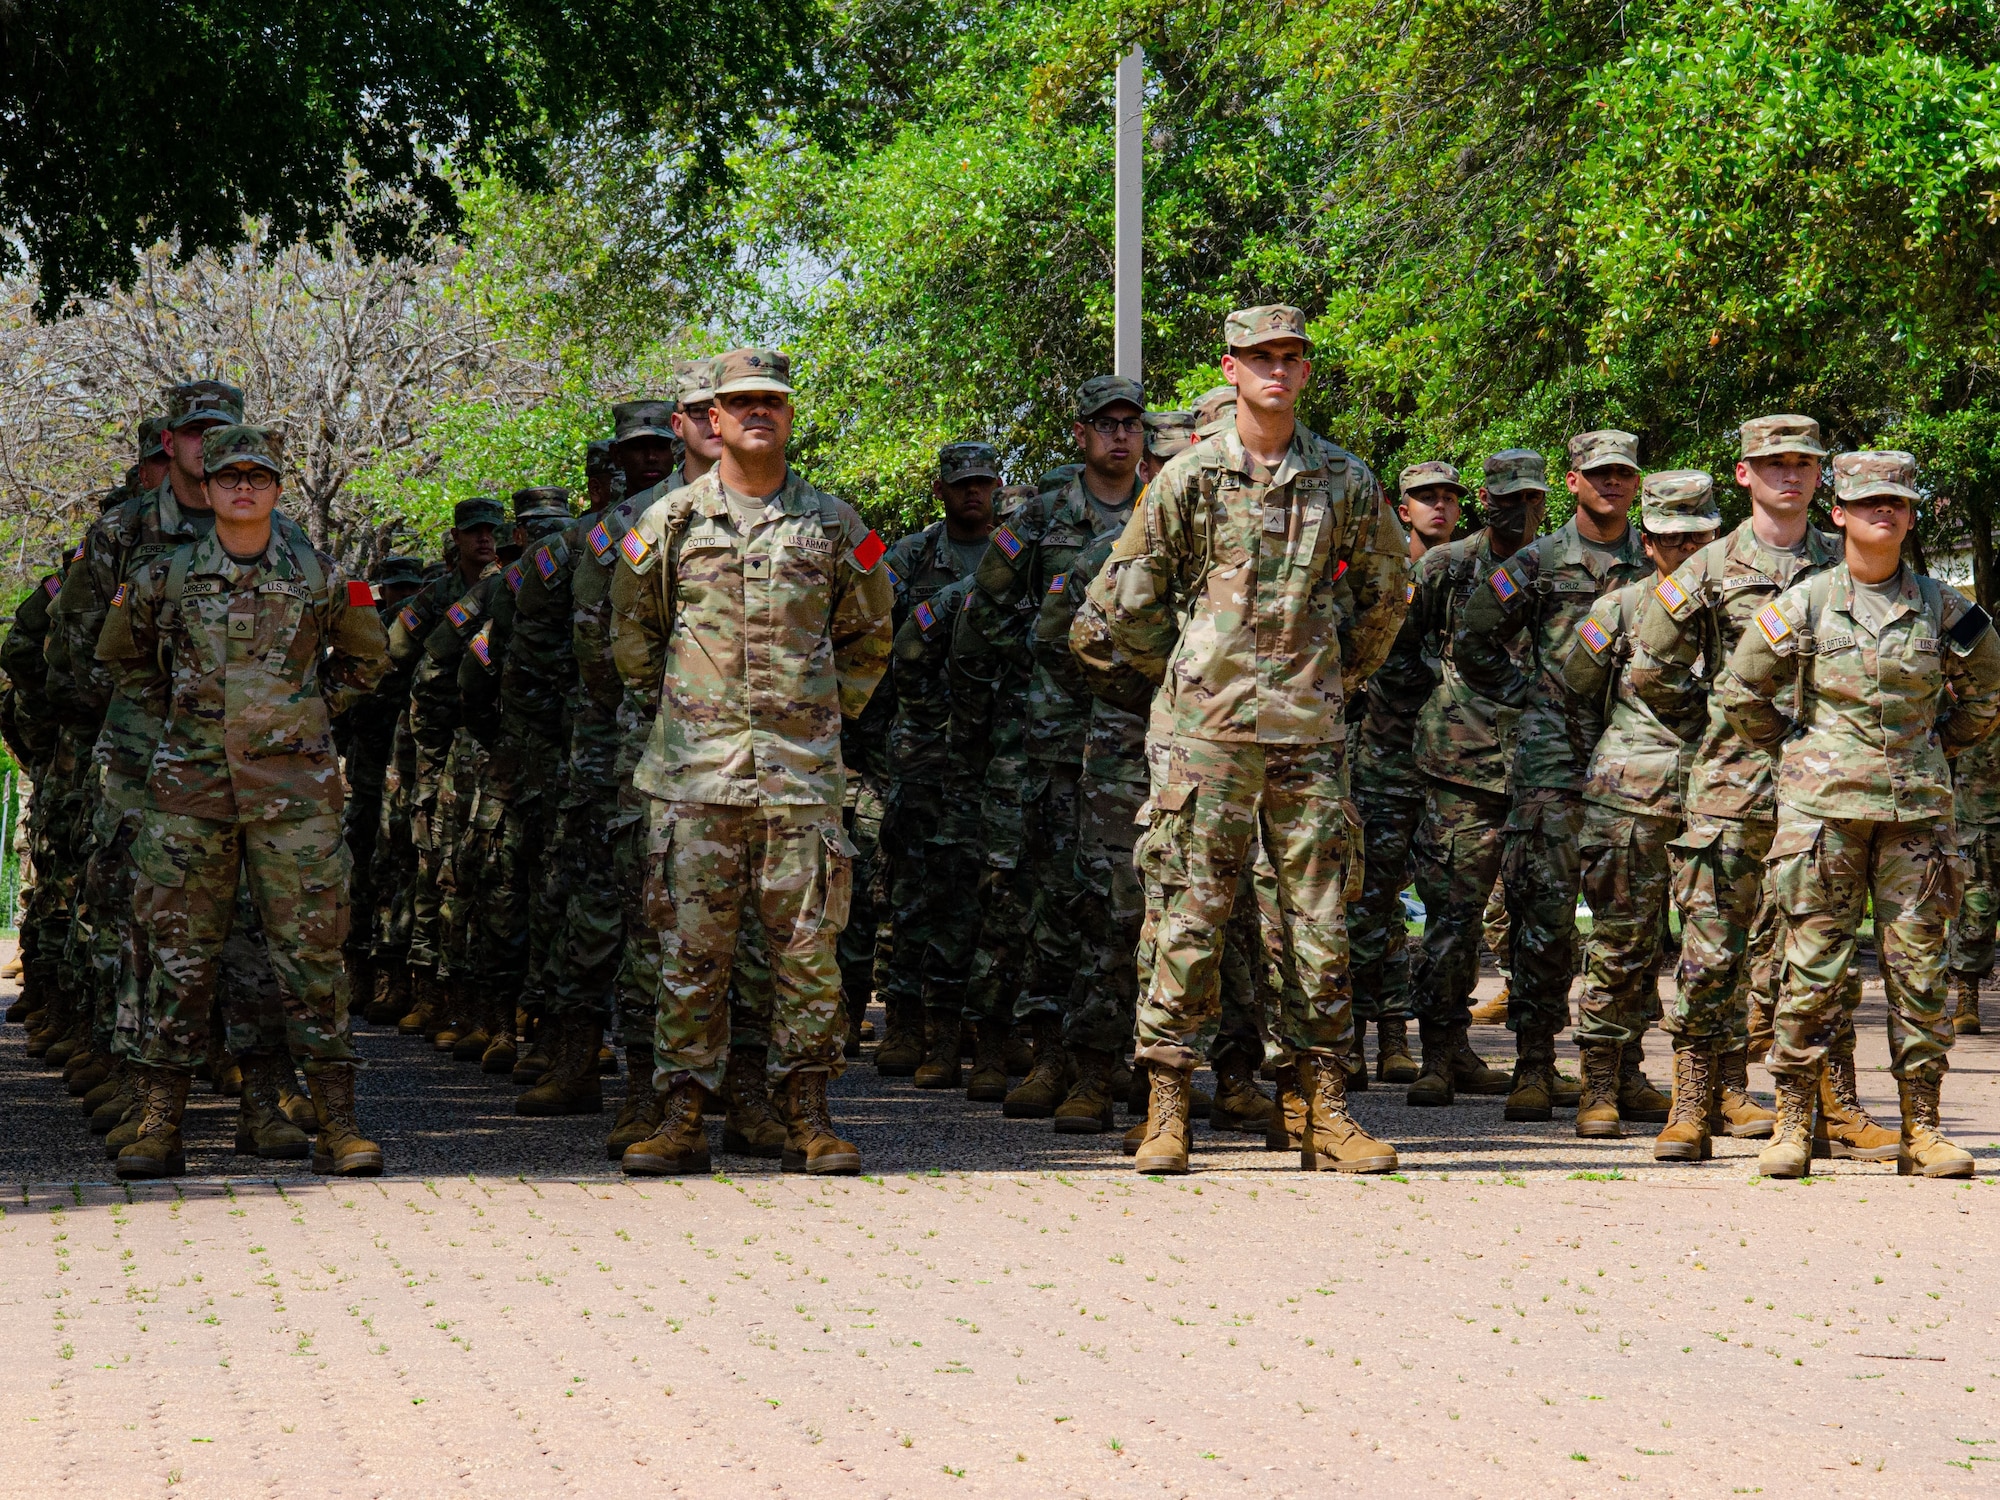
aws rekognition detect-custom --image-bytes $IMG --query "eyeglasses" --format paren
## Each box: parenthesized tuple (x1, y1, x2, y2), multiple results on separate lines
(209, 468, 277, 492)
(1087, 416, 1144, 436)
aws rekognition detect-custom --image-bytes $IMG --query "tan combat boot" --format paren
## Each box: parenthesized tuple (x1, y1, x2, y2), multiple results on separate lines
(1053, 1048, 1117, 1134)
(965, 1018, 1010, 1102)
(912, 1008, 963, 1090)
(516, 1016, 604, 1116)
(308, 1064, 384, 1176)
(1265, 1060, 1307, 1150)
(512, 1016, 552, 1085)
(1452, 1027, 1515, 1095)
(1122, 1116, 1148, 1156)
(1210, 1052, 1275, 1134)
(481, 990, 517, 1075)
(1468, 984, 1509, 1025)
(1616, 1042, 1671, 1124)
(780, 1071, 861, 1175)
(233, 1053, 310, 1160)
(276, 1059, 318, 1134)
(81, 1059, 127, 1117)
(1134, 1063, 1193, 1175)
(1710, 1048, 1776, 1138)
(1376, 1018, 1420, 1085)
(432, 978, 471, 1051)
(1300, 1055, 1398, 1173)
(606, 1046, 664, 1160)
(451, 981, 493, 1061)
(722, 1045, 788, 1158)
(873, 996, 924, 1077)
(1005, 1026, 1036, 1078)
(367, 963, 408, 1026)
(1756, 1072, 1814, 1178)
(1950, 973, 1982, 1036)
(1340, 1023, 1369, 1093)
(1897, 1067, 1974, 1178)
(114, 1067, 191, 1180)
(66, 1049, 111, 1097)
(1406, 1021, 1455, 1107)
(1652, 1046, 1714, 1162)
(1574, 1043, 1623, 1139)
(622, 1080, 711, 1175)
(1817, 1046, 1899, 1161)
(1003, 1013, 1067, 1119)
(399, 968, 443, 1037)
(1503, 1025, 1558, 1122)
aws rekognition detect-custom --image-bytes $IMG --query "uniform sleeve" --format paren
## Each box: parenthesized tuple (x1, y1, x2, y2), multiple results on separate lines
(1331, 465, 1410, 693)
(94, 562, 164, 720)
(610, 509, 671, 700)
(1451, 550, 1536, 709)
(1560, 597, 1621, 759)
(1939, 590, 2000, 758)
(46, 532, 117, 720)
(962, 498, 1048, 674)
(1715, 593, 1801, 752)
(455, 592, 507, 748)
(1626, 561, 1710, 743)
(1033, 557, 1094, 708)
(319, 565, 390, 719)
(1093, 464, 1196, 683)
(831, 510, 894, 719)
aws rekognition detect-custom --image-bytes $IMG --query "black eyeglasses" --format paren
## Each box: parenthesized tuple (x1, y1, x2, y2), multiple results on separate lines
(1087, 416, 1144, 436)
(210, 469, 277, 492)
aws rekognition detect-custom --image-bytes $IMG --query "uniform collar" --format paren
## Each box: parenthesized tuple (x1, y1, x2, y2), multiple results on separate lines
(1216, 422, 1320, 489)
(1726, 516, 1841, 568)
(153, 476, 210, 541)
(1828, 563, 1921, 626)
(1557, 516, 1645, 571)
(692, 466, 804, 523)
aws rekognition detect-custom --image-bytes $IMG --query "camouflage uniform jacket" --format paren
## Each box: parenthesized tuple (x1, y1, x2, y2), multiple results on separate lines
(1, 567, 67, 769)
(1348, 584, 1435, 803)
(611, 467, 894, 808)
(1042, 533, 1149, 786)
(882, 518, 982, 783)
(332, 595, 411, 797)
(1085, 422, 1406, 746)
(1452, 517, 1650, 795)
(95, 525, 389, 822)
(460, 519, 574, 800)
(1719, 563, 2000, 822)
(409, 569, 505, 757)
(1561, 577, 1690, 818)
(1954, 721, 2000, 826)
(1629, 518, 1843, 822)
(961, 475, 1140, 765)
(1406, 531, 1524, 793)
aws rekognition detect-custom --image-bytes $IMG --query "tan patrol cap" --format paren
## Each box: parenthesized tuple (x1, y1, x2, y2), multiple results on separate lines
(1640, 470, 1720, 534)
(1398, 460, 1466, 498)
(1568, 429, 1639, 472)
(711, 347, 792, 397)
(1191, 386, 1236, 435)
(1143, 410, 1197, 463)
(1739, 414, 1827, 460)
(673, 358, 716, 406)
(1833, 451, 1920, 504)
(1223, 304, 1314, 354)
(1483, 449, 1548, 497)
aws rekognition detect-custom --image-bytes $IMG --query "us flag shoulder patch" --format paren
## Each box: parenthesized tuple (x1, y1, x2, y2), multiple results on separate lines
(446, 598, 478, 629)
(587, 521, 615, 562)
(42, 574, 60, 598)
(992, 527, 1023, 561)
(346, 580, 376, 608)
(110, 583, 129, 607)
(397, 606, 421, 633)
(1755, 603, 1792, 647)
(850, 529, 886, 573)
(617, 529, 651, 567)
(1048, 573, 1067, 595)
(504, 561, 525, 594)
(914, 600, 937, 633)
(1405, 581, 1415, 604)
(885, 564, 900, 588)
(469, 624, 493, 667)
(1489, 567, 1518, 602)
(1654, 575, 1690, 613)
(69, 543, 85, 563)
(1577, 616, 1611, 655)
(535, 546, 560, 580)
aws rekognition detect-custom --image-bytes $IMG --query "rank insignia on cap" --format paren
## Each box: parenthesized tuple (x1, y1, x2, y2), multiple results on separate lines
(1489, 567, 1518, 602)
(617, 528, 651, 567)
(1755, 603, 1792, 648)
(110, 583, 128, 607)
(346, 580, 376, 608)
(850, 529, 886, 573)
(504, 561, 525, 595)
(587, 521, 615, 562)
(446, 598, 477, 630)
(1577, 617, 1611, 655)
(469, 624, 492, 667)
(535, 546, 559, 581)
(1654, 575, 1689, 613)
(1048, 573, 1067, 595)
(993, 527, 1023, 561)
(42, 574, 60, 599)
(914, 600, 937, 633)
(397, 606, 421, 633)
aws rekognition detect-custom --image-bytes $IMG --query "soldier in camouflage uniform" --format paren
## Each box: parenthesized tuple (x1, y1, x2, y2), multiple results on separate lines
(1455, 430, 1652, 1120)
(611, 348, 893, 1176)
(1080, 304, 1409, 1175)
(1560, 471, 1717, 1138)
(1719, 450, 2000, 1178)
(0, 557, 64, 1038)
(1628, 415, 1844, 1159)
(875, 442, 997, 1081)
(1945, 729, 2000, 1036)
(98, 424, 390, 1179)
(1403, 451, 1544, 1105)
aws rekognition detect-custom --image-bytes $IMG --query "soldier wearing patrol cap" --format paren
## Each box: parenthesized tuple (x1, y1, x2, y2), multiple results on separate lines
(1455, 430, 1652, 1122)
(1946, 727, 2000, 1036)
(667, 360, 721, 489)
(1719, 450, 2000, 1178)
(135, 415, 171, 495)
(1140, 411, 1196, 484)
(1191, 386, 1236, 439)
(1560, 471, 1718, 1138)
(1628, 415, 1844, 1161)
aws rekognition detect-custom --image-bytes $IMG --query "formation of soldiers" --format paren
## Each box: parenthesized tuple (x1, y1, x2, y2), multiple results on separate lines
(4, 304, 1998, 1181)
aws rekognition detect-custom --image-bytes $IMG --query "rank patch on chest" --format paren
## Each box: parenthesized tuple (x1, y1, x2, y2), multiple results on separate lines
(850, 529, 886, 573)
(110, 583, 128, 608)
(617, 529, 652, 567)
(1654, 575, 1690, 613)
(587, 521, 615, 562)
(446, 598, 478, 630)
(535, 546, 560, 580)
(914, 600, 938, 633)
(397, 606, 421, 633)
(992, 527, 1023, 561)
(469, 624, 493, 667)
(1489, 568, 1518, 603)
(346, 580, 376, 607)
(1048, 573, 1067, 594)
(1755, 603, 1792, 648)
(1577, 616, 1611, 655)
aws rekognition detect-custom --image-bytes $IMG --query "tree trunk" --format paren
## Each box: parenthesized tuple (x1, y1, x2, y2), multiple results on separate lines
(1969, 494, 1995, 613)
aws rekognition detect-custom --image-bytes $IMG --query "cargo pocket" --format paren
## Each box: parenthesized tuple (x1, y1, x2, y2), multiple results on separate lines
(1765, 819, 1826, 918)
(821, 824, 857, 933)
(296, 843, 353, 951)
(1916, 824, 1965, 913)
(131, 820, 187, 891)
(1667, 819, 1723, 915)
(1340, 798, 1367, 902)
(1578, 816, 1632, 914)
(1134, 783, 1194, 890)
(642, 817, 676, 931)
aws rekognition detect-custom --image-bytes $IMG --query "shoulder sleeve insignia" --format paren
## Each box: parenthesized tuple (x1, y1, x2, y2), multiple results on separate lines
(1405, 580, 1415, 604)
(1654, 574, 1691, 615)
(446, 597, 479, 630)
(503, 561, 525, 594)
(397, 605, 421, 633)
(1576, 616, 1611, 656)
(42, 574, 60, 598)
(885, 564, 901, 589)
(535, 545, 560, 580)
(914, 600, 937, 633)
(110, 583, 129, 608)
(1754, 603, 1792, 648)
(587, 520, 615, 562)
(850, 529, 886, 573)
(617, 528, 652, 568)
(1489, 567, 1519, 603)
(468, 623, 493, 667)
(70, 543, 85, 563)
(1048, 573, 1067, 595)
(963, 590, 976, 612)
(992, 527, 1023, 561)
(346, 580, 376, 608)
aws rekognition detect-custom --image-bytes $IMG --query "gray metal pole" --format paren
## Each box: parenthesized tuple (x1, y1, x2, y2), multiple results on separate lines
(1114, 44, 1144, 383)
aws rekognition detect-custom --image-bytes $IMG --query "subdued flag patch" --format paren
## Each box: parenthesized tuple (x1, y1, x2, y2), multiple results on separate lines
(1755, 604, 1792, 648)
(1577, 616, 1611, 655)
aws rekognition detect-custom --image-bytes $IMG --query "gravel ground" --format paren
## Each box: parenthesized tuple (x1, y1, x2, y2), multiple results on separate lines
(3, 957, 1999, 1496)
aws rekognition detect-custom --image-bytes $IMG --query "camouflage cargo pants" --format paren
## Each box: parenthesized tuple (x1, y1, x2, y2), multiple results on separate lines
(1947, 821, 2000, 979)
(963, 748, 1033, 1024)
(1573, 803, 1674, 1049)
(641, 799, 853, 1094)
(133, 811, 359, 1072)
(1066, 767, 1144, 1055)
(1663, 813, 1777, 1051)
(835, 772, 889, 1026)
(1766, 813, 1962, 1081)
(368, 722, 419, 968)
(880, 780, 949, 1016)
(1498, 787, 1585, 1034)
(1482, 879, 1511, 978)
(1409, 778, 1510, 1027)
(1133, 737, 1356, 1069)
(1022, 761, 1083, 1017)
(470, 733, 564, 1009)
(1348, 784, 1422, 1024)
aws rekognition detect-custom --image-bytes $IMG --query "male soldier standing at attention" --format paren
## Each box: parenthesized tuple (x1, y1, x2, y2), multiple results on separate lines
(1945, 730, 2000, 1036)
(1344, 462, 1460, 1085)
(1560, 472, 1717, 1137)
(1403, 453, 1542, 1105)
(1086, 305, 1408, 1175)
(1628, 416, 1843, 1158)
(98, 425, 390, 1178)
(612, 348, 893, 1175)
(1454, 430, 1652, 1122)
(1719, 451, 2000, 1178)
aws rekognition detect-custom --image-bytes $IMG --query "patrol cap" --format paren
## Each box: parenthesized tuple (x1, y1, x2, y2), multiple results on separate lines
(1223, 304, 1314, 354)
(711, 347, 792, 397)
(1077, 374, 1144, 419)
(673, 358, 716, 407)
(137, 416, 168, 460)
(1568, 429, 1640, 473)
(584, 438, 616, 478)
(1144, 410, 1197, 463)
(371, 554, 428, 588)
(611, 399, 676, 444)
(1038, 462, 1084, 493)
(938, 441, 999, 483)
(1739, 414, 1827, 460)
(1398, 460, 1466, 498)
(166, 380, 246, 430)
(1483, 449, 1548, 497)
(1640, 470, 1721, 534)
(512, 485, 571, 521)
(1833, 451, 1921, 505)
(452, 495, 506, 530)
(995, 483, 1037, 511)
(201, 423, 283, 477)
